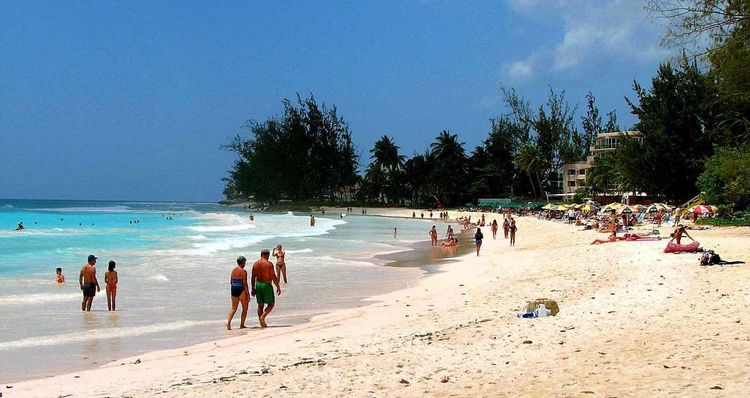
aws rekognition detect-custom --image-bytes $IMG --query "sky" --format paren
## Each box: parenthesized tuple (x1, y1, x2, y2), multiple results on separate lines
(1, 0, 676, 202)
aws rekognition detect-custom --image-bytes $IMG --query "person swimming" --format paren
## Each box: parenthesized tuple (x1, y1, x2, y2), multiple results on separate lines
(56, 267, 65, 283)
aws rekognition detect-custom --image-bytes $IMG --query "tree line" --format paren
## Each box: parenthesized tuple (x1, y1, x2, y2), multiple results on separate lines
(224, 0, 749, 213)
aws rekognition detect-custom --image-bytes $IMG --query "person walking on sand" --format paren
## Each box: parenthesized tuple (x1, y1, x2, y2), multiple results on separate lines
(429, 226, 438, 246)
(509, 219, 518, 246)
(474, 227, 484, 256)
(310, 214, 315, 227)
(251, 249, 281, 328)
(491, 219, 498, 239)
(104, 261, 118, 311)
(503, 217, 510, 239)
(226, 256, 250, 330)
(79, 255, 100, 311)
(272, 244, 287, 284)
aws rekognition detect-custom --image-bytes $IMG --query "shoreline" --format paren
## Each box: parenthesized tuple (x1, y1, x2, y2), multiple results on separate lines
(1, 211, 464, 384)
(10, 209, 750, 397)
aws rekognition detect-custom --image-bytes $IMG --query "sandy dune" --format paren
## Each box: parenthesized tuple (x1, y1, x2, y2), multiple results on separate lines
(10, 209, 750, 397)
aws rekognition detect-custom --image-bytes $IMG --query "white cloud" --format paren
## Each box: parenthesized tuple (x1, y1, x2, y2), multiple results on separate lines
(502, 0, 673, 81)
(507, 60, 534, 80)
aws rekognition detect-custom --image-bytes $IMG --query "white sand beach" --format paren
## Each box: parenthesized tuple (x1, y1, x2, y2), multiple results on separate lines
(10, 209, 750, 397)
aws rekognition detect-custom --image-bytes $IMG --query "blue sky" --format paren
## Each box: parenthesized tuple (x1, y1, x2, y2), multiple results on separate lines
(1, 1, 674, 202)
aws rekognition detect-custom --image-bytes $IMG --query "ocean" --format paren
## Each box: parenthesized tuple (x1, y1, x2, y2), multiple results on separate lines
(0, 199, 458, 382)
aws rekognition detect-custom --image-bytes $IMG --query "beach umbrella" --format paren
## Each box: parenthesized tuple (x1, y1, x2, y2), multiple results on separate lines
(603, 202, 622, 211)
(581, 204, 592, 212)
(690, 205, 712, 214)
(646, 203, 669, 212)
(617, 205, 637, 214)
(542, 203, 555, 210)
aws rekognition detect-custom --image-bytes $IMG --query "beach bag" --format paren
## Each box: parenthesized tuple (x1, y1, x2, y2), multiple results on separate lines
(700, 250, 722, 265)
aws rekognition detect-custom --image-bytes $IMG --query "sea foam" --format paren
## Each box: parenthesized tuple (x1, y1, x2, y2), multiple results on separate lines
(0, 320, 219, 351)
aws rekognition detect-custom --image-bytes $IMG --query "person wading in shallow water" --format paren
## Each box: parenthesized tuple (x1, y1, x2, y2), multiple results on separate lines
(251, 249, 281, 328)
(227, 256, 250, 330)
(79, 255, 100, 311)
(273, 244, 287, 284)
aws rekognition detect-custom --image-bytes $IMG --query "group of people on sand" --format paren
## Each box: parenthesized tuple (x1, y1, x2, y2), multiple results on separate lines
(227, 245, 286, 330)
(68, 254, 119, 311)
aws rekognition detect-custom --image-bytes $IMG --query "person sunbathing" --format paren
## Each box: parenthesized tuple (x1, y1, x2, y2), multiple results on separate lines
(591, 231, 617, 245)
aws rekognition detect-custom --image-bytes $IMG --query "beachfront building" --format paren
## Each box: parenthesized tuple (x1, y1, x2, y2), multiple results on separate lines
(591, 130, 642, 159)
(559, 130, 643, 199)
(562, 160, 589, 195)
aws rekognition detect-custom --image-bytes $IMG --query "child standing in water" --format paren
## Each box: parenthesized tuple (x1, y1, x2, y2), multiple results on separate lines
(104, 261, 118, 311)
(56, 267, 65, 283)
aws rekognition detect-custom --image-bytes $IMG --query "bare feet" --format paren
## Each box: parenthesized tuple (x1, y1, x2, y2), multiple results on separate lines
(226, 324, 231, 330)
(240, 325, 247, 329)
(259, 316, 267, 328)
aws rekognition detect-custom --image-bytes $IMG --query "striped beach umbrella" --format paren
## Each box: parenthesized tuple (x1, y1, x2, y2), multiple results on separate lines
(690, 205, 713, 214)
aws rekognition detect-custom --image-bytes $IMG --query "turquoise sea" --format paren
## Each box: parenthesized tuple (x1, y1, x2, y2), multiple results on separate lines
(0, 199, 455, 382)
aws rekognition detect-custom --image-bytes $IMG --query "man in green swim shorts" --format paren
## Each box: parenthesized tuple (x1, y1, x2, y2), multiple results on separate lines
(251, 249, 281, 328)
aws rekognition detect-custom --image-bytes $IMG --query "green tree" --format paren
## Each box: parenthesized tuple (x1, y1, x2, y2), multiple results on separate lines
(624, 60, 716, 201)
(430, 131, 469, 206)
(223, 95, 358, 203)
(363, 135, 406, 203)
(697, 144, 750, 210)
(404, 151, 435, 205)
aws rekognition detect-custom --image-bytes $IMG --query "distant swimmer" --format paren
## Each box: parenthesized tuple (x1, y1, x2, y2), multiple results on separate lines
(79, 255, 100, 311)
(249, 214, 254, 221)
(227, 256, 250, 330)
(474, 227, 484, 256)
(446, 225, 454, 240)
(104, 261, 118, 311)
(273, 244, 287, 284)
(393, 227, 398, 239)
(16, 222, 24, 231)
(56, 267, 65, 283)
(310, 214, 316, 227)
(251, 249, 281, 328)
(429, 226, 438, 246)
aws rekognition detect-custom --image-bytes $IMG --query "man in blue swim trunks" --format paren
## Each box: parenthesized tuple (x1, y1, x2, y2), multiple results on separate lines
(226, 256, 249, 330)
(251, 249, 281, 328)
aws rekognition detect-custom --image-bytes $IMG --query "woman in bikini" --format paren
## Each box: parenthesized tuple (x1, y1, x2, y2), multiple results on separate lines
(104, 261, 118, 311)
(273, 244, 287, 284)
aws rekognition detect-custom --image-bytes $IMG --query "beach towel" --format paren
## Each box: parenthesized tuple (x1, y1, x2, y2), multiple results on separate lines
(664, 240, 700, 253)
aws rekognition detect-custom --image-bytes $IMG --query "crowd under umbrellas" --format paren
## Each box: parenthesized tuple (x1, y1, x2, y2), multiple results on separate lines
(533, 200, 722, 253)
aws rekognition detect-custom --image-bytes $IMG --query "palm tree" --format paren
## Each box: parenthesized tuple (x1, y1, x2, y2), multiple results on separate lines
(367, 135, 405, 203)
(515, 143, 544, 199)
(429, 130, 468, 206)
(404, 151, 434, 204)
(370, 135, 405, 171)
